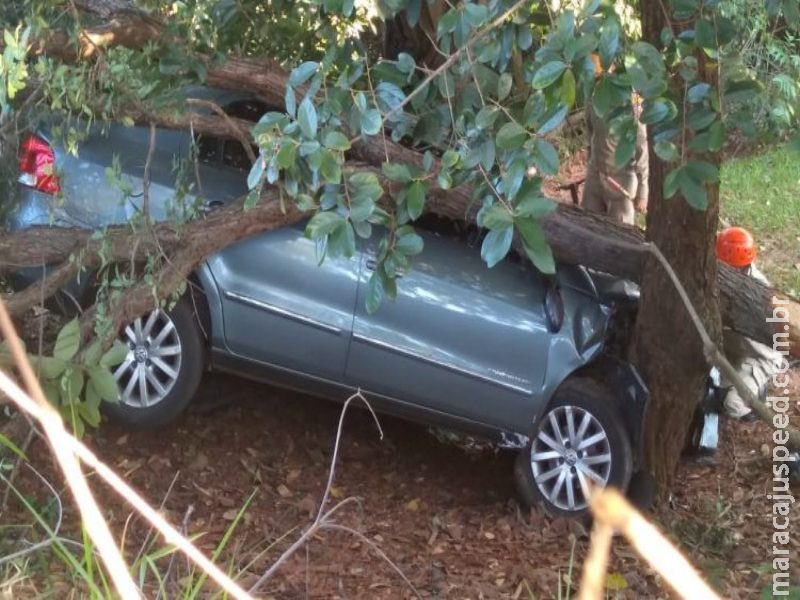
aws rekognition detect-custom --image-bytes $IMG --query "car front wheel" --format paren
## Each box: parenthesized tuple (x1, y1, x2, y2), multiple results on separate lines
(104, 296, 204, 428)
(514, 378, 633, 519)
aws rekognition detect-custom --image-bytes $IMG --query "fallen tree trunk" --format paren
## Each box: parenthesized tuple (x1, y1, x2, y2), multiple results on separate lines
(3, 186, 796, 356)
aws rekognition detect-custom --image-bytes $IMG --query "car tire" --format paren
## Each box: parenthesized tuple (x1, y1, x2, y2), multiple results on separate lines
(514, 377, 633, 520)
(104, 296, 204, 428)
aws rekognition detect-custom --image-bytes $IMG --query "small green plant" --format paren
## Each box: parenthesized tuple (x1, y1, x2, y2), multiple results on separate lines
(0, 318, 127, 436)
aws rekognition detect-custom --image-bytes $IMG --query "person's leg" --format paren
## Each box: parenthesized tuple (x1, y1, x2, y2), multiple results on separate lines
(607, 197, 635, 224)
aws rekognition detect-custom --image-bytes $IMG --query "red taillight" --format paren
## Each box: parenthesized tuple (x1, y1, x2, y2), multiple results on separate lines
(19, 134, 60, 194)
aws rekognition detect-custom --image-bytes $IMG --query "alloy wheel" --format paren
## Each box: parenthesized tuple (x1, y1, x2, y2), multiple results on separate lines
(530, 405, 612, 511)
(113, 310, 183, 408)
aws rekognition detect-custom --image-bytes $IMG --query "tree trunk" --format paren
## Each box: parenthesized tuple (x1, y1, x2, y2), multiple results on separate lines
(630, 4, 723, 488)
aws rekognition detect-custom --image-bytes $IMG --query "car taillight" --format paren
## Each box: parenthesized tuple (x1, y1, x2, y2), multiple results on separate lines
(18, 134, 60, 194)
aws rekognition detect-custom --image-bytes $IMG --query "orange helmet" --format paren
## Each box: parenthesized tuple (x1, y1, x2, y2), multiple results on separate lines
(716, 227, 757, 267)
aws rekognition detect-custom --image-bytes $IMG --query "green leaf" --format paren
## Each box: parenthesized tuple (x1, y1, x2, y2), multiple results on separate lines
(663, 167, 682, 199)
(276, 141, 298, 169)
(305, 211, 346, 239)
(82, 340, 103, 367)
(88, 367, 120, 403)
(708, 121, 725, 152)
(497, 73, 513, 101)
(654, 140, 679, 162)
(516, 218, 555, 274)
(360, 109, 382, 136)
(561, 69, 576, 109)
(382, 162, 413, 183)
(481, 226, 513, 268)
(476, 106, 500, 130)
(289, 61, 318, 87)
(688, 108, 717, 131)
(684, 160, 719, 183)
(79, 401, 101, 428)
(532, 61, 567, 90)
(496, 122, 527, 151)
(640, 99, 671, 125)
(327, 221, 356, 258)
(365, 271, 384, 314)
(537, 104, 568, 135)
(323, 131, 351, 151)
(319, 150, 342, 183)
(100, 341, 129, 368)
(349, 195, 375, 222)
(37, 357, 67, 380)
(614, 136, 636, 170)
(694, 18, 716, 52)
(396, 52, 416, 74)
(680, 175, 708, 210)
(247, 159, 264, 190)
(724, 78, 764, 103)
(349, 172, 383, 203)
(481, 204, 514, 230)
(534, 139, 560, 175)
(297, 98, 318, 139)
(503, 158, 527, 201)
(406, 181, 427, 220)
(395, 231, 424, 256)
(598, 20, 620, 68)
(53, 318, 80, 362)
(441, 150, 460, 168)
(516, 195, 556, 219)
(64, 369, 84, 404)
(687, 82, 711, 104)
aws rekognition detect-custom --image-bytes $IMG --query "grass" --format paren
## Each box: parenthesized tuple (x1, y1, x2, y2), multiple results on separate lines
(720, 144, 800, 296)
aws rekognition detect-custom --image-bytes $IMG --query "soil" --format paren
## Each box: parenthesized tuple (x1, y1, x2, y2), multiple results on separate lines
(3, 367, 799, 598)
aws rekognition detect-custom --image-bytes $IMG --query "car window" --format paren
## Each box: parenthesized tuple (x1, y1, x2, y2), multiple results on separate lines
(196, 99, 269, 171)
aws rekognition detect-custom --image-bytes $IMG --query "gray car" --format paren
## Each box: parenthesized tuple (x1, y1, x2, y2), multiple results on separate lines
(7, 90, 649, 518)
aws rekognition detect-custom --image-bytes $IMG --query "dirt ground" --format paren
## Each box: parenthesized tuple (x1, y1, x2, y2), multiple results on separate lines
(3, 366, 799, 599)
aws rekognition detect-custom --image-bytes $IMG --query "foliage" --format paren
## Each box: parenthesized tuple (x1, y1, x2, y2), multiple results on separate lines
(0, 320, 127, 437)
(721, 0, 800, 135)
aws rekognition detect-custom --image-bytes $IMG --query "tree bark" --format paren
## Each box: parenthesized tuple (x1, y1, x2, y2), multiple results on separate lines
(630, 5, 723, 488)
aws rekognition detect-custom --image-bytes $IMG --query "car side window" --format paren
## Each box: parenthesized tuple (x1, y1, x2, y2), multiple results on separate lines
(196, 99, 269, 171)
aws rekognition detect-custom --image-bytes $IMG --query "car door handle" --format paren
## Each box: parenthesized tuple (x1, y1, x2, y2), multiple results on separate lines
(365, 258, 404, 278)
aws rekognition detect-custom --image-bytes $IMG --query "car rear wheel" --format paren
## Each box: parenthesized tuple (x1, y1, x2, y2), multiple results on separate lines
(104, 296, 204, 428)
(514, 378, 633, 519)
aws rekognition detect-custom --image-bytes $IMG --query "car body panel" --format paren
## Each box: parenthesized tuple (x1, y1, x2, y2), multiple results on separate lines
(208, 223, 362, 381)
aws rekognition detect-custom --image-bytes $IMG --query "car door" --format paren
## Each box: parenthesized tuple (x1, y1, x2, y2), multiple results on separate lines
(207, 225, 362, 381)
(344, 222, 552, 428)
(194, 101, 362, 382)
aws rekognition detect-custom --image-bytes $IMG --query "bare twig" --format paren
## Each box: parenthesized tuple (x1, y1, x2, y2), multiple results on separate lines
(187, 98, 257, 164)
(576, 518, 614, 600)
(142, 122, 156, 219)
(588, 488, 721, 599)
(248, 391, 381, 591)
(0, 300, 141, 600)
